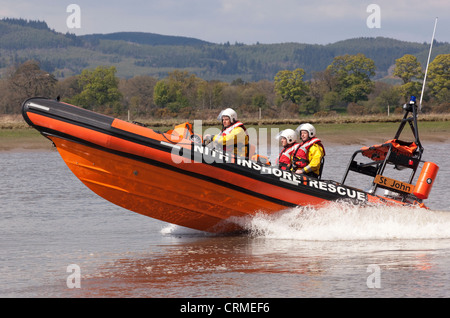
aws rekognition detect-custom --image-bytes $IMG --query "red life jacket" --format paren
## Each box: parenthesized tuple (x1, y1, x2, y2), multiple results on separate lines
(292, 137, 324, 169)
(277, 142, 299, 170)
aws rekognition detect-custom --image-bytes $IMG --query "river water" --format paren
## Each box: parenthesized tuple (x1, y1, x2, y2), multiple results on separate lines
(1, 143, 450, 300)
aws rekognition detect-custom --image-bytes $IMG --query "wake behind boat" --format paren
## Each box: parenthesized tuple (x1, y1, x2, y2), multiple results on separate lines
(21, 95, 439, 233)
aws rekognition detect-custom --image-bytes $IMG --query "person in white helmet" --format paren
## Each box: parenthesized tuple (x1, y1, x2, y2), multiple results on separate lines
(291, 123, 325, 177)
(204, 108, 249, 158)
(276, 129, 299, 171)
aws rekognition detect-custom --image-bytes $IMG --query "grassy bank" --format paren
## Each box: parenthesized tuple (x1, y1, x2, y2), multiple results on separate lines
(0, 128, 54, 151)
(2, 113, 450, 151)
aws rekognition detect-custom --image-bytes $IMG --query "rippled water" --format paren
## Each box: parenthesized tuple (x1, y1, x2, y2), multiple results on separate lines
(1, 144, 449, 298)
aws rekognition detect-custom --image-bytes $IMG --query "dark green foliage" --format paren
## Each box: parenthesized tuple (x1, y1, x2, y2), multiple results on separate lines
(80, 32, 211, 46)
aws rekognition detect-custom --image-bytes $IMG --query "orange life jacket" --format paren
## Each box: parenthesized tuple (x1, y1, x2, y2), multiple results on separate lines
(292, 137, 324, 169)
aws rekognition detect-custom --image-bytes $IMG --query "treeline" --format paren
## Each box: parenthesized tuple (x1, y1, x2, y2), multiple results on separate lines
(81, 32, 211, 46)
(1, 53, 448, 119)
(1, 18, 450, 82)
(0, 18, 82, 51)
(0, 18, 49, 30)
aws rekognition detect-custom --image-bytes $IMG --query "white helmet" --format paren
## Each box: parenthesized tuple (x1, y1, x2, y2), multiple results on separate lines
(276, 129, 297, 144)
(296, 123, 316, 138)
(217, 108, 237, 123)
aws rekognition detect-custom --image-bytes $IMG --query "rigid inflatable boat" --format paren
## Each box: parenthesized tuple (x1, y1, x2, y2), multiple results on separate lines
(22, 96, 438, 233)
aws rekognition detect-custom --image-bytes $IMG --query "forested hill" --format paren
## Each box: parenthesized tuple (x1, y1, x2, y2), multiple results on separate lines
(80, 32, 212, 46)
(0, 18, 448, 81)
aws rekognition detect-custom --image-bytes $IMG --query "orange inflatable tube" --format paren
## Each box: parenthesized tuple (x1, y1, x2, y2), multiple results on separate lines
(413, 162, 439, 200)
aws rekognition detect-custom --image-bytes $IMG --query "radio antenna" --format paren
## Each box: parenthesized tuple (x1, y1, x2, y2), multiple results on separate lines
(419, 17, 438, 111)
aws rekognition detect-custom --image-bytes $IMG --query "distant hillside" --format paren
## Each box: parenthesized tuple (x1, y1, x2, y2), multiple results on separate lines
(0, 18, 448, 81)
(0, 18, 82, 50)
(80, 32, 212, 46)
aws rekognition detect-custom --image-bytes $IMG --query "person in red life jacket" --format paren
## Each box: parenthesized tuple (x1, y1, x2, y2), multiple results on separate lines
(292, 123, 325, 178)
(276, 129, 299, 171)
(204, 108, 249, 158)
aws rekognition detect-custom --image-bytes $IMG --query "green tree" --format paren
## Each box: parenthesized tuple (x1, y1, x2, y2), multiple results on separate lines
(153, 80, 170, 107)
(427, 54, 450, 103)
(393, 54, 422, 84)
(397, 81, 422, 103)
(252, 93, 268, 109)
(70, 66, 122, 112)
(274, 68, 308, 105)
(327, 53, 375, 103)
(393, 54, 423, 102)
(153, 70, 203, 112)
(167, 70, 198, 111)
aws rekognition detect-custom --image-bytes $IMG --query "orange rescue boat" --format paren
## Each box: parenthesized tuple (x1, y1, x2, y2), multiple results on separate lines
(21, 96, 438, 233)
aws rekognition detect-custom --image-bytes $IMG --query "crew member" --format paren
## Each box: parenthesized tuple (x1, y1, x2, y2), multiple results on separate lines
(204, 108, 249, 158)
(276, 129, 299, 171)
(292, 123, 325, 178)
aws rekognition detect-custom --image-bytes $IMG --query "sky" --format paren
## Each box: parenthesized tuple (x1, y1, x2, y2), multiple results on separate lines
(0, 0, 448, 45)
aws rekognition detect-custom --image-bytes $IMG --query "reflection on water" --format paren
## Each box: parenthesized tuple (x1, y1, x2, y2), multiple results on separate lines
(1, 146, 450, 298)
(63, 230, 450, 298)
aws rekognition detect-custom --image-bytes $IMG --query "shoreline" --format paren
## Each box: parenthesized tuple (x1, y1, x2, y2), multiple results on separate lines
(2, 119, 450, 152)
